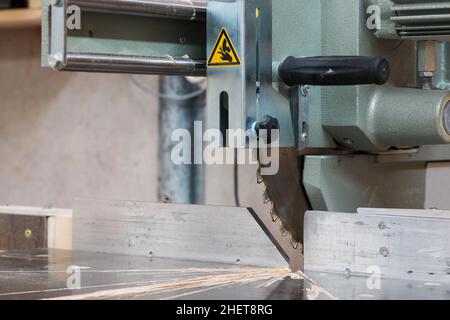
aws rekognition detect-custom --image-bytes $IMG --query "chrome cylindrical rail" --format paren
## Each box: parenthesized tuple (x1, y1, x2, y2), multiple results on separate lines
(64, 53, 206, 76)
(68, 0, 206, 21)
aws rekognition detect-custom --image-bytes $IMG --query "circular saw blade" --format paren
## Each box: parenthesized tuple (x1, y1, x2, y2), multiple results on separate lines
(261, 148, 310, 245)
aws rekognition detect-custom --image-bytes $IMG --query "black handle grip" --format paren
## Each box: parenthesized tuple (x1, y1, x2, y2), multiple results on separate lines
(278, 56, 390, 87)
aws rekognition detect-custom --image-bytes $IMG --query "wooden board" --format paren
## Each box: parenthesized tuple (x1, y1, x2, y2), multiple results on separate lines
(28, 0, 42, 9)
(0, 214, 46, 250)
(73, 198, 286, 268)
(47, 216, 72, 250)
(0, 206, 72, 250)
(0, 8, 41, 28)
(0, 206, 72, 217)
(304, 210, 450, 283)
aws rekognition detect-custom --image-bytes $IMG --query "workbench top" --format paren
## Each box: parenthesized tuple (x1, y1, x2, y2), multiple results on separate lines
(0, 249, 304, 300)
(0, 249, 448, 300)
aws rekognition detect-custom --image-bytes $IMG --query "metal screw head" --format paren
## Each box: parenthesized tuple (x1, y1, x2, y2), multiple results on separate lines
(344, 268, 352, 279)
(380, 247, 390, 257)
(378, 222, 387, 230)
(48, 55, 64, 70)
(161, 194, 171, 204)
(301, 132, 308, 142)
(24, 229, 32, 239)
(343, 138, 354, 145)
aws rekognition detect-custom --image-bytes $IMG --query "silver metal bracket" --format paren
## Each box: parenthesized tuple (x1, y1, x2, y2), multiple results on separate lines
(206, 0, 295, 148)
(290, 85, 310, 150)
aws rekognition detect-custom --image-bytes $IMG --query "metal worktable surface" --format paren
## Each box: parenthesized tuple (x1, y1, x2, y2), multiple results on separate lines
(0, 249, 449, 300)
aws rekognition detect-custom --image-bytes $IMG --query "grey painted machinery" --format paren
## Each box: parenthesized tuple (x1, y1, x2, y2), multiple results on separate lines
(42, 0, 450, 270)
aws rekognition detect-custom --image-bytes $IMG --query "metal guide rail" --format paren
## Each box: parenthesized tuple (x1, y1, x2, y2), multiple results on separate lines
(43, 0, 207, 76)
(68, 0, 207, 20)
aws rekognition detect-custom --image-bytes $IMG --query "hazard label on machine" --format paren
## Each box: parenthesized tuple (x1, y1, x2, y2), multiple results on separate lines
(207, 28, 241, 67)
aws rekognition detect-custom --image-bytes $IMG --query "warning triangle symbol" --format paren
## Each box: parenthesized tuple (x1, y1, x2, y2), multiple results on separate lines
(207, 28, 241, 67)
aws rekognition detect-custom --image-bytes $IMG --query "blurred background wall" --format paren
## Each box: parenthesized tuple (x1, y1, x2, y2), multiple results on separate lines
(0, 28, 160, 208)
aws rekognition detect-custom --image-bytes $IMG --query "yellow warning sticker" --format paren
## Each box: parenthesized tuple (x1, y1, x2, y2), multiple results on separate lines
(207, 28, 241, 67)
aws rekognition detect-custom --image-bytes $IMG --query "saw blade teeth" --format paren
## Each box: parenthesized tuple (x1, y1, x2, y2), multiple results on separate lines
(270, 208, 279, 222)
(256, 168, 264, 184)
(263, 190, 271, 204)
(255, 150, 307, 261)
(290, 239, 300, 250)
(260, 162, 270, 169)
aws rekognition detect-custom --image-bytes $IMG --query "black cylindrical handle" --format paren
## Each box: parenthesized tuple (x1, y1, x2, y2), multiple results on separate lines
(278, 56, 390, 87)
